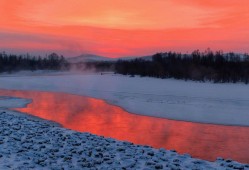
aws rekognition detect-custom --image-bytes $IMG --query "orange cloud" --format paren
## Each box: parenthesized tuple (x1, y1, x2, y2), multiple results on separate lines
(0, 0, 249, 57)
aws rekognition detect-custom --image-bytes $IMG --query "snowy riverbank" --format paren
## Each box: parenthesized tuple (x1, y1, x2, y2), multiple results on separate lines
(0, 71, 249, 126)
(0, 97, 248, 169)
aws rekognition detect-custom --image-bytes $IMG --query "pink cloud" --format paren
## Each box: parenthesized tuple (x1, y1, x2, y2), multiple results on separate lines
(0, 1, 249, 57)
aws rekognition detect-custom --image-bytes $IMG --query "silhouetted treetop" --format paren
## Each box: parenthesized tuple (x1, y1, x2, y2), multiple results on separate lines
(0, 52, 69, 73)
(114, 50, 249, 84)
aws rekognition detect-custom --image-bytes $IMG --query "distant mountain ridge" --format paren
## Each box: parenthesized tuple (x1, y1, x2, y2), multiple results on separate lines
(66, 54, 153, 63)
(66, 54, 114, 63)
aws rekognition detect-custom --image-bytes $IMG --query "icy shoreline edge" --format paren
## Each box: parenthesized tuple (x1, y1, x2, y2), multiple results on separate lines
(0, 98, 248, 169)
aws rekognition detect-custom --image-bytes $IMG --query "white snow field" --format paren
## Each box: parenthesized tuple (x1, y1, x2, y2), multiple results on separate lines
(0, 72, 249, 126)
(0, 97, 248, 169)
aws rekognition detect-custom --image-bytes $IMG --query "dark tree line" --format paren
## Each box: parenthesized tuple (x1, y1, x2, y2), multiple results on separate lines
(114, 50, 249, 84)
(0, 52, 69, 73)
(3, 50, 249, 84)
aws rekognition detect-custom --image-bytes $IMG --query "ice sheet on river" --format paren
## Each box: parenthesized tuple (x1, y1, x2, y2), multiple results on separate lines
(0, 72, 249, 126)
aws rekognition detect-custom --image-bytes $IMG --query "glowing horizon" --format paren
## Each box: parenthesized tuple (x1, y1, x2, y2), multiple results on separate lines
(1, 0, 249, 58)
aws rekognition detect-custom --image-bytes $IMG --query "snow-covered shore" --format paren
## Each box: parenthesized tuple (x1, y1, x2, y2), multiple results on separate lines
(0, 71, 249, 126)
(0, 97, 248, 169)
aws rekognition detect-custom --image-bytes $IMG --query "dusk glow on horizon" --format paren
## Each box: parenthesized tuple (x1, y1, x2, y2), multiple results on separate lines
(1, 0, 249, 58)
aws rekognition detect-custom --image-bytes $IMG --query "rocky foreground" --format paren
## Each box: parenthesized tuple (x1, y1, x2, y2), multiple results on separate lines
(0, 110, 248, 170)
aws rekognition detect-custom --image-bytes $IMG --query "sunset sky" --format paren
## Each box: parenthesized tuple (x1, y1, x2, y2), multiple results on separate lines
(1, 0, 249, 58)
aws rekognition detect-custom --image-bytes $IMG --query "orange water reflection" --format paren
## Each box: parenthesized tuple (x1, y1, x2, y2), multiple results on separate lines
(1, 89, 249, 163)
